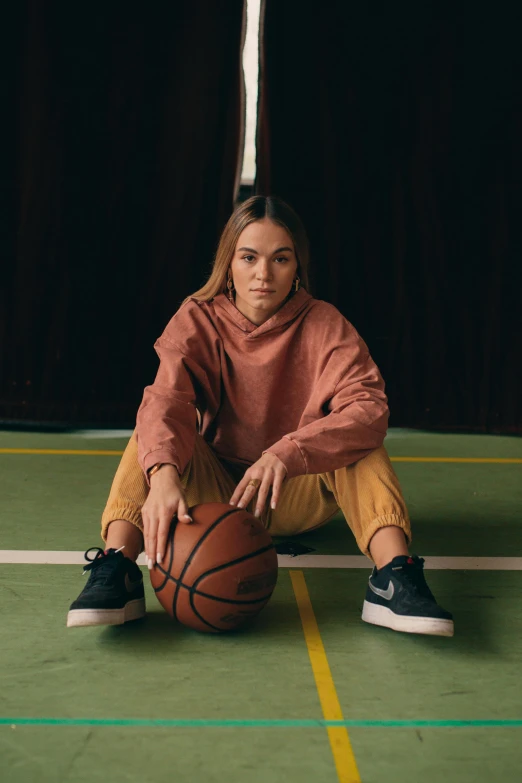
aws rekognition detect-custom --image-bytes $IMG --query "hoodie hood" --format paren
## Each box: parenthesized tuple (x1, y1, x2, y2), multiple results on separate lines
(210, 289, 314, 338)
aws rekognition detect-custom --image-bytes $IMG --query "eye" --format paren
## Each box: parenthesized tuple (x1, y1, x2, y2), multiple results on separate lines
(274, 256, 289, 263)
(242, 255, 255, 263)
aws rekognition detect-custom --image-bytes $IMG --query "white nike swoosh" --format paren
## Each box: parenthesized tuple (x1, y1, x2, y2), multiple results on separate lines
(125, 573, 143, 593)
(368, 580, 394, 601)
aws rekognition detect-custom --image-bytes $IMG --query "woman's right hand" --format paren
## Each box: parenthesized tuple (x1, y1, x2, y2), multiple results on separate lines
(141, 465, 192, 569)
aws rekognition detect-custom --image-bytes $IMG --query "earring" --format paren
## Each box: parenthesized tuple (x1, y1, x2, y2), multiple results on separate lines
(227, 274, 235, 301)
(294, 276, 301, 292)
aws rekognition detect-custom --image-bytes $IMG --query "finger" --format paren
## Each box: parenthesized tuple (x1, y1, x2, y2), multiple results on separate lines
(152, 510, 174, 567)
(229, 477, 249, 506)
(155, 513, 173, 566)
(177, 497, 193, 525)
(237, 482, 259, 509)
(254, 475, 272, 518)
(270, 470, 286, 510)
(144, 515, 159, 570)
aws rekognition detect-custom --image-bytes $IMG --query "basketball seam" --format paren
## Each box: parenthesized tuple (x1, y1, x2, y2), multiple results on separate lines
(189, 588, 269, 633)
(190, 543, 276, 595)
(156, 541, 276, 603)
(188, 594, 223, 633)
(154, 567, 274, 606)
(185, 539, 276, 630)
(170, 507, 244, 624)
(192, 589, 273, 605)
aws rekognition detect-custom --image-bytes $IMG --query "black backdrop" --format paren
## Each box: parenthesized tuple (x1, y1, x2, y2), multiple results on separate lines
(257, 0, 522, 433)
(2, 1, 521, 433)
(1, 0, 245, 425)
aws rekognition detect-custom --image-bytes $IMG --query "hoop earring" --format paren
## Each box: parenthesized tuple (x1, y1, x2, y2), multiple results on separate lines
(294, 276, 301, 292)
(227, 275, 235, 301)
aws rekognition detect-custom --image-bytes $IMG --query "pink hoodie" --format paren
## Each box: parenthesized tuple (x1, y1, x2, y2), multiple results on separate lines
(136, 289, 389, 483)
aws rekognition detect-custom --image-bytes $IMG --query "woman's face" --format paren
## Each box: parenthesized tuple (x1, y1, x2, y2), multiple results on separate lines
(229, 218, 299, 326)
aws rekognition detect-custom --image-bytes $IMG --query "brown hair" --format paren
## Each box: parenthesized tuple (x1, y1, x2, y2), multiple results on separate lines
(182, 195, 311, 306)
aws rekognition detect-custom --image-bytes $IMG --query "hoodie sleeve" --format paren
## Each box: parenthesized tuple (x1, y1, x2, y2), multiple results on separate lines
(263, 316, 389, 478)
(135, 305, 221, 485)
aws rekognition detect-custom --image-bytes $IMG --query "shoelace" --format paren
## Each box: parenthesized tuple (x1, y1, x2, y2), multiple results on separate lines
(82, 546, 124, 577)
(392, 557, 434, 600)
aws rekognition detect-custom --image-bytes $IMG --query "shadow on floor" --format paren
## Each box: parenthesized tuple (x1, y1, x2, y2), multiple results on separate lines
(97, 598, 298, 652)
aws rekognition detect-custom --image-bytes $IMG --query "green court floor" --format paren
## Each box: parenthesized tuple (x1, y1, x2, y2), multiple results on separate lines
(1, 429, 521, 782)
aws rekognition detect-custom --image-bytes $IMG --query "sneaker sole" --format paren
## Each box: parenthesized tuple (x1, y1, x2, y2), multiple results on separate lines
(362, 600, 454, 637)
(66, 598, 146, 628)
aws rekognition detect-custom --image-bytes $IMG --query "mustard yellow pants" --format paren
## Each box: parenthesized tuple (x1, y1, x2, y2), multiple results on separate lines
(101, 432, 411, 559)
(101, 431, 411, 559)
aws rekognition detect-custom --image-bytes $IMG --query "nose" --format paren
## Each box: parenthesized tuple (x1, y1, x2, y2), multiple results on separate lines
(256, 260, 272, 280)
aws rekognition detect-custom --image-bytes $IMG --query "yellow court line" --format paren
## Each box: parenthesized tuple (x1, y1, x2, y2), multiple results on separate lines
(391, 457, 522, 464)
(0, 449, 520, 464)
(290, 570, 361, 783)
(0, 449, 124, 456)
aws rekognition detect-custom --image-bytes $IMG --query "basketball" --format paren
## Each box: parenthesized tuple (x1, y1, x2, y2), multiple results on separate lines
(149, 502, 278, 632)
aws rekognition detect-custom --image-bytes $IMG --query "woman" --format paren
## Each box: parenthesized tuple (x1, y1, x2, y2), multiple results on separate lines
(67, 196, 453, 637)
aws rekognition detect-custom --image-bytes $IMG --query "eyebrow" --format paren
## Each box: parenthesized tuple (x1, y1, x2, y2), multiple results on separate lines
(237, 246, 294, 254)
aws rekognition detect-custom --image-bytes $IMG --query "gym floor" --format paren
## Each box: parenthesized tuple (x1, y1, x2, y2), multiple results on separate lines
(1, 429, 521, 782)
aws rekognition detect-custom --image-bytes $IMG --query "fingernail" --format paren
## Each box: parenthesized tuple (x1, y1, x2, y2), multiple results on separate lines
(271, 501, 276, 510)
(184, 515, 193, 523)
(254, 510, 260, 518)
(147, 557, 154, 570)
(229, 501, 236, 506)
(237, 503, 244, 509)
(156, 553, 162, 565)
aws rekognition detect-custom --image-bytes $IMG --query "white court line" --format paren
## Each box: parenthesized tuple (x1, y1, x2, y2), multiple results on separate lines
(72, 430, 135, 438)
(1, 551, 521, 570)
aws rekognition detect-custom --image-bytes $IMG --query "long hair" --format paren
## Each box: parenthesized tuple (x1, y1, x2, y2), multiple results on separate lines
(182, 196, 311, 306)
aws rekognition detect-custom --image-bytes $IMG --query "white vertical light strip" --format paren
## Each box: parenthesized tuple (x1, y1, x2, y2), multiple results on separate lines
(240, 0, 261, 185)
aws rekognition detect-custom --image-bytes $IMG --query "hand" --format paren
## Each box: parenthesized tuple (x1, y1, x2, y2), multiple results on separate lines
(229, 453, 287, 518)
(141, 465, 192, 569)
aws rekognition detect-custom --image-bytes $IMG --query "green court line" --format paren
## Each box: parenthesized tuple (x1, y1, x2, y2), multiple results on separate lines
(1, 718, 521, 728)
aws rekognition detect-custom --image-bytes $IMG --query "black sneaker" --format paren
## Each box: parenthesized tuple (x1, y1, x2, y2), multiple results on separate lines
(362, 555, 454, 637)
(67, 547, 146, 627)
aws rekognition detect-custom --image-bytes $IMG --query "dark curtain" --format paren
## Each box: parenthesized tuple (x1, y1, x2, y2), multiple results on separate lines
(257, 1, 522, 434)
(1, 0, 245, 425)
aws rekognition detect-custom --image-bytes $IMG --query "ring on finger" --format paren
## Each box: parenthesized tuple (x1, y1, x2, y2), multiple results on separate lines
(247, 479, 261, 490)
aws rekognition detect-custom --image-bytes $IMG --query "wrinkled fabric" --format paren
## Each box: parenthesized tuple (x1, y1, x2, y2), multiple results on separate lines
(102, 431, 411, 558)
(136, 289, 390, 483)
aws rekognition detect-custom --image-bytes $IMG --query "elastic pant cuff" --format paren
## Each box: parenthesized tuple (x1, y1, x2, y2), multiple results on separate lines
(101, 506, 143, 543)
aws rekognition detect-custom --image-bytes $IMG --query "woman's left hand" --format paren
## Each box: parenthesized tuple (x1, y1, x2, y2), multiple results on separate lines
(229, 453, 287, 518)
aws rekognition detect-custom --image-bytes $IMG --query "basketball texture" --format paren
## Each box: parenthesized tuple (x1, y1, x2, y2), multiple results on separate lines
(150, 502, 278, 632)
